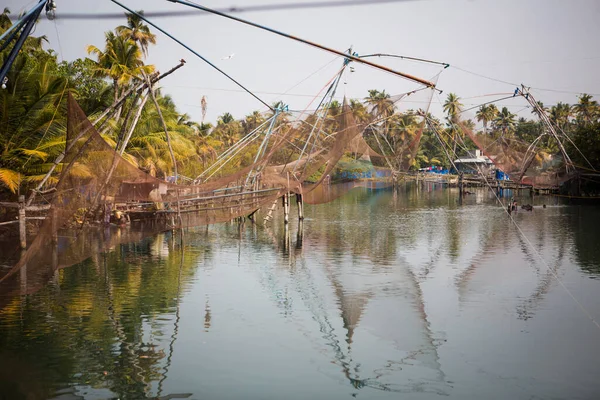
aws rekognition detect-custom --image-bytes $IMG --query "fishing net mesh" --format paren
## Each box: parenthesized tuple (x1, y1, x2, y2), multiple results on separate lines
(455, 103, 574, 188)
(1, 89, 436, 293)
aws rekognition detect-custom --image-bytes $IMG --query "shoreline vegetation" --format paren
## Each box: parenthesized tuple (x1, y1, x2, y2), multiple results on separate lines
(1, 9, 599, 201)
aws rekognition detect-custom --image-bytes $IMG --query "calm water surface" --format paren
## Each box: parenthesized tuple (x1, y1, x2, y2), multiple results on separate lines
(1, 185, 599, 400)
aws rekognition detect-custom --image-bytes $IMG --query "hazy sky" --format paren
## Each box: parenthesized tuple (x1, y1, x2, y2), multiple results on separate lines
(6, 0, 600, 123)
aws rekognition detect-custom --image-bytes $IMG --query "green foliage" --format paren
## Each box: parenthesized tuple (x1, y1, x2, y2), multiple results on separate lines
(1, 5, 600, 197)
(58, 58, 111, 114)
(566, 122, 600, 169)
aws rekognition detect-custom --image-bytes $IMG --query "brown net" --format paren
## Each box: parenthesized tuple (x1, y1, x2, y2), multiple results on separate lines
(458, 121, 573, 188)
(0, 87, 436, 295)
(452, 95, 576, 189)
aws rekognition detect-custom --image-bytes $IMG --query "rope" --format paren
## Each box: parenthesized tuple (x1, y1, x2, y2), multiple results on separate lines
(171, 0, 435, 88)
(109, 0, 273, 111)
(452, 65, 518, 87)
(37, 0, 429, 20)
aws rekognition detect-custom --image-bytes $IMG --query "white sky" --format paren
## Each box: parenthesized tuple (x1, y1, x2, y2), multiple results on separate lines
(7, 0, 600, 124)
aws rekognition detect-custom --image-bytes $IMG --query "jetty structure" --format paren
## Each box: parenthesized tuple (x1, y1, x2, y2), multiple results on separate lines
(0, 0, 595, 292)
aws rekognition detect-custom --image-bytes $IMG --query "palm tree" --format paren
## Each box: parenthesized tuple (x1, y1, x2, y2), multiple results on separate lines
(125, 93, 199, 178)
(86, 31, 154, 104)
(476, 104, 498, 135)
(116, 11, 157, 57)
(494, 107, 516, 137)
(349, 99, 370, 124)
(549, 102, 572, 132)
(573, 94, 598, 126)
(0, 7, 12, 30)
(0, 43, 67, 194)
(195, 133, 221, 169)
(443, 93, 463, 155)
(212, 113, 241, 148)
(531, 101, 548, 119)
(241, 111, 266, 135)
(365, 90, 395, 119)
(443, 93, 463, 123)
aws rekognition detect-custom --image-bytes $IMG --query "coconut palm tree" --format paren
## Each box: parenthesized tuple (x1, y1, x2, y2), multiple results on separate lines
(0, 7, 12, 30)
(494, 107, 516, 137)
(195, 133, 222, 169)
(442, 93, 463, 155)
(0, 42, 67, 193)
(531, 101, 548, 119)
(549, 102, 572, 132)
(365, 90, 395, 119)
(241, 111, 266, 135)
(212, 113, 241, 148)
(125, 93, 198, 178)
(443, 93, 463, 123)
(116, 11, 157, 57)
(573, 94, 598, 126)
(86, 31, 155, 104)
(476, 104, 498, 135)
(349, 99, 370, 124)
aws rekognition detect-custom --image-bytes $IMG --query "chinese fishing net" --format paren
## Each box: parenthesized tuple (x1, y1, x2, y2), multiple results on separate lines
(0, 86, 437, 300)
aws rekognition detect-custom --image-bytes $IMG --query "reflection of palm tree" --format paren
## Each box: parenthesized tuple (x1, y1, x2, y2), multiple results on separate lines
(157, 238, 184, 397)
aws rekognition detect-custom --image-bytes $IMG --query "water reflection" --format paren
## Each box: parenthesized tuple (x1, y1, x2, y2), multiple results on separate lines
(1, 184, 600, 399)
(0, 231, 206, 399)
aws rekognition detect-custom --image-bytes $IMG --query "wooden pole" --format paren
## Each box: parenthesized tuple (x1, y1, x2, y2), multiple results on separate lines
(51, 206, 59, 284)
(458, 172, 464, 205)
(18, 195, 26, 249)
(145, 75, 182, 229)
(282, 194, 289, 225)
(296, 193, 304, 221)
(296, 219, 303, 250)
(51, 206, 58, 244)
(263, 198, 278, 225)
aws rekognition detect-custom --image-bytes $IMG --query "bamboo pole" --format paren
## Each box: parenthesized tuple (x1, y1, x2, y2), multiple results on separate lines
(145, 75, 182, 228)
(18, 195, 26, 249)
(282, 194, 289, 224)
(119, 91, 150, 155)
(296, 193, 304, 221)
(263, 198, 279, 225)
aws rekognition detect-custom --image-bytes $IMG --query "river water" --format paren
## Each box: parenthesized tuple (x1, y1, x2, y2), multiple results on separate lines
(0, 184, 599, 400)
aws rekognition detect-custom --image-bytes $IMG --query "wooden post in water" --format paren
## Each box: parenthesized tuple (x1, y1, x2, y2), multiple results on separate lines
(458, 173, 464, 205)
(51, 206, 59, 282)
(18, 195, 26, 249)
(296, 219, 303, 250)
(282, 194, 289, 224)
(263, 198, 278, 225)
(296, 193, 304, 221)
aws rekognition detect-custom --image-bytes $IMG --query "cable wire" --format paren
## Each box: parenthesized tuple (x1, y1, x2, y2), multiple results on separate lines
(109, 0, 273, 111)
(32, 0, 424, 20)
(169, 0, 435, 88)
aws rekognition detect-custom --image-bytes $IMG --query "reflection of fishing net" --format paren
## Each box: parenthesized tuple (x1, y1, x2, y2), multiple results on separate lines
(1, 88, 435, 295)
